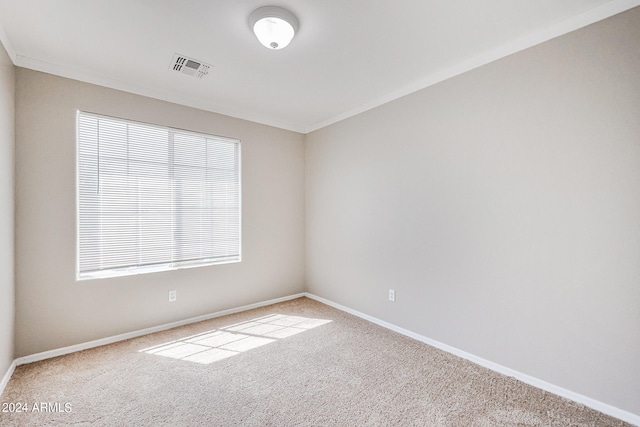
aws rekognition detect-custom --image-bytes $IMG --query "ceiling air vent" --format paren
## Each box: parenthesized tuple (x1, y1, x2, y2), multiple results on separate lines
(170, 53, 211, 79)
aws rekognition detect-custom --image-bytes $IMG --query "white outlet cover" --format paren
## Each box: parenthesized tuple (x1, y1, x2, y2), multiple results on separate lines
(168, 290, 177, 302)
(389, 289, 396, 302)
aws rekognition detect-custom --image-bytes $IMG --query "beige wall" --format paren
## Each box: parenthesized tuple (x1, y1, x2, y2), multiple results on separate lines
(306, 8, 640, 415)
(15, 69, 305, 357)
(6, 4, 640, 419)
(0, 41, 15, 378)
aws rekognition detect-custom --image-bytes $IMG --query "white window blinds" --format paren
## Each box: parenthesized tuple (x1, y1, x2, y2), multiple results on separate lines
(77, 112, 241, 280)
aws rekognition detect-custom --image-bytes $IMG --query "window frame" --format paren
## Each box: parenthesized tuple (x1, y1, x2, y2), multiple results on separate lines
(76, 111, 242, 281)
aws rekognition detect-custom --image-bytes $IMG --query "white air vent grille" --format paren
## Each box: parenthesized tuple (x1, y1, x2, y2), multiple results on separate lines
(170, 54, 211, 79)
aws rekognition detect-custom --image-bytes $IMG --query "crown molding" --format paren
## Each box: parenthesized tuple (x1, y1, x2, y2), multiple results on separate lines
(304, 0, 640, 133)
(0, 21, 16, 63)
(13, 54, 307, 134)
(7, 0, 640, 135)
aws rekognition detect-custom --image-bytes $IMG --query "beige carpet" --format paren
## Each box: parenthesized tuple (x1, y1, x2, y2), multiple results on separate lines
(0, 297, 632, 426)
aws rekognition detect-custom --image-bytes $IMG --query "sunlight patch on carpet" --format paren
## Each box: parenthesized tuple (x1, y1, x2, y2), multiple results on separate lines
(139, 314, 332, 364)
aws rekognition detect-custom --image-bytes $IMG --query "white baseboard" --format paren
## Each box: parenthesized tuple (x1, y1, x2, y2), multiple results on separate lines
(304, 292, 640, 427)
(6, 291, 639, 426)
(0, 359, 17, 398)
(15, 292, 306, 366)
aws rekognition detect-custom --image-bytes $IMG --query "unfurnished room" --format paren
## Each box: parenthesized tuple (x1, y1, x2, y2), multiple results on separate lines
(0, 1, 639, 426)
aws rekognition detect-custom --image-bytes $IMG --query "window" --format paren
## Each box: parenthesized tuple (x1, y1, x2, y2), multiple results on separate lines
(77, 111, 241, 280)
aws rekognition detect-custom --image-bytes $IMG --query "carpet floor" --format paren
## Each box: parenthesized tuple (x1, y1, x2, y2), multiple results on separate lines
(0, 297, 632, 426)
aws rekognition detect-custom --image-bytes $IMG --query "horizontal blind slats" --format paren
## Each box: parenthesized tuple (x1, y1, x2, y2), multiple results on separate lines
(77, 112, 241, 279)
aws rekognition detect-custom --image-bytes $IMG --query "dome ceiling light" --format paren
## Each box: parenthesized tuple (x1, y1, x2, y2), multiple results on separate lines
(249, 6, 299, 50)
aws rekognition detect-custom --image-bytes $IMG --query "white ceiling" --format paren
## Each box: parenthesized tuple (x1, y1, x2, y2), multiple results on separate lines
(0, 0, 638, 133)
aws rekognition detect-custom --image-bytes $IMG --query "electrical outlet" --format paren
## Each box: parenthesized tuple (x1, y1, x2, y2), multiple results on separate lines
(389, 289, 396, 302)
(168, 290, 177, 302)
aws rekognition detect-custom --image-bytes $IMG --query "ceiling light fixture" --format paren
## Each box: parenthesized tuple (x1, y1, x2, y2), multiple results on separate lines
(249, 6, 299, 50)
